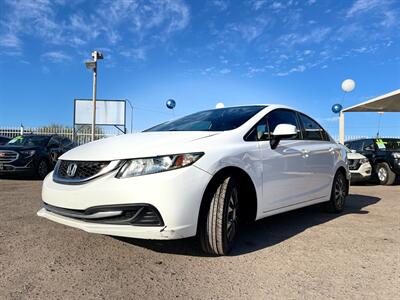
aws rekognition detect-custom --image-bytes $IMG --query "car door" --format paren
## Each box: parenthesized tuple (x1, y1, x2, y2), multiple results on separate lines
(258, 109, 316, 213)
(359, 139, 375, 160)
(298, 113, 337, 200)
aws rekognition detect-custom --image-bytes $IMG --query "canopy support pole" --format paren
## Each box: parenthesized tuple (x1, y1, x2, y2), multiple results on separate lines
(339, 111, 345, 144)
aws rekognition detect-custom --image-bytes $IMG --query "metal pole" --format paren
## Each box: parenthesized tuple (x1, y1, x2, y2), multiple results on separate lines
(126, 99, 134, 133)
(91, 53, 98, 142)
(339, 111, 345, 144)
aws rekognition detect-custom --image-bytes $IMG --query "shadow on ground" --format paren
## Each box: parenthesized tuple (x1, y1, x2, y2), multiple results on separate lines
(115, 193, 380, 257)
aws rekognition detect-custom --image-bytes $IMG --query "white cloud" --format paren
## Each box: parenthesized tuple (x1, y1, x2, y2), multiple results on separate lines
(271, 2, 284, 10)
(219, 68, 231, 74)
(279, 27, 331, 46)
(346, 0, 398, 28)
(0, 0, 190, 57)
(347, 0, 381, 17)
(249, 0, 268, 10)
(0, 32, 21, 49)
(201, 66, 232, 75)
(276, 64, 306, 76)
(42, 51, 71, 63)
(120, 48, 147, 61)
(212, 0, 229, 11)
(227, 17, 270, 42)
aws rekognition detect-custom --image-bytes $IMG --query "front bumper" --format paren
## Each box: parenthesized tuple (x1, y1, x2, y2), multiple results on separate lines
(350, 162, 372, 182)
(37, 165, 212, 240)
(392, 159, 400, 175)
(0, 161, 35, 175)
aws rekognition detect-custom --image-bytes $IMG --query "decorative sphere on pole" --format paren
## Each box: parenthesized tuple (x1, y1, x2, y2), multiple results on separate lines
(216, 102, 225, 109)
(331, 103, 343, 114)
(341, 79, 356, 93)
(166, 99, 176, 109)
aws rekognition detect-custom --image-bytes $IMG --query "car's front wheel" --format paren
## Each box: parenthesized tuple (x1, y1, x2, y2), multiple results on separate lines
(200, 175, 240, 256)
(376, 162, 396, 185)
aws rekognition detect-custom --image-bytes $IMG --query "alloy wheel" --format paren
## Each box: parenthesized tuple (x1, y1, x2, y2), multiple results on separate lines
(334, 175, 346, 209)
(378, 167, 387, 182)
(226, 188, 239, 243)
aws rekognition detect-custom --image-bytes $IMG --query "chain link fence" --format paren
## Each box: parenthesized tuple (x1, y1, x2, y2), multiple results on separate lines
(0, 126, 124, 145)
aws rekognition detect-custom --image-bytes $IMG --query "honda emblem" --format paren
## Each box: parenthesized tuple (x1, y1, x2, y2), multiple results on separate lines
(66, 163, 78, 177)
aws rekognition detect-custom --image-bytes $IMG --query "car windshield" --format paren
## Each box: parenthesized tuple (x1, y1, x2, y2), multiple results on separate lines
(145, 106, 266, 132)
(375, 138, 400, 151)
(7, 135, 50, 147)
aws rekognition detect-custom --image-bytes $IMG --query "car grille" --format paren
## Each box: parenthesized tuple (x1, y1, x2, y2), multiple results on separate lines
(348, 159, 361, 170)
(57, 160, 111, 180)
(0, 150, 19, 163)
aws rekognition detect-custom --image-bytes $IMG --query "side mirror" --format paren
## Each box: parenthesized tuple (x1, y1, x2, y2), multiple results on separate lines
(270, 124, 297, 149)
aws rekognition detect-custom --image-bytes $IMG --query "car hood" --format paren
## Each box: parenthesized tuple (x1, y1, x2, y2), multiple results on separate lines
(347, 152, 367, 159)
(60, 131, 222, 161)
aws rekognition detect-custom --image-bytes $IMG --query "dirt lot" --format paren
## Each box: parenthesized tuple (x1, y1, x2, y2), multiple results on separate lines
(0, 179, 399, 299)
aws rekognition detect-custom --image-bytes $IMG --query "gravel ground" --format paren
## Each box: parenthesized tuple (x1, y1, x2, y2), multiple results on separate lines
(0, 179, 399, 299)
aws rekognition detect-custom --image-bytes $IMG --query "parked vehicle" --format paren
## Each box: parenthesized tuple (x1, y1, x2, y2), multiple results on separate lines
(345, 147, 372, 183)
(0, 136, 11, 145)
(37, 105, 349, 255)
(0, 134, 75, 179)
(345, 138, 400, 185)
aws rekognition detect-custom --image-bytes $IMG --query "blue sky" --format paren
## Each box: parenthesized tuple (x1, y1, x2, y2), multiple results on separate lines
(0, 0, 399, 138)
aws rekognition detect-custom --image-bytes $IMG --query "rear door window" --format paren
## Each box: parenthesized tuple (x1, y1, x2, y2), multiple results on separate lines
(298, 113, 327, 141)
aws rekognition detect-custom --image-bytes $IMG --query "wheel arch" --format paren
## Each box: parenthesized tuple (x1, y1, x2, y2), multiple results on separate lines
(196, 166, 258, 235)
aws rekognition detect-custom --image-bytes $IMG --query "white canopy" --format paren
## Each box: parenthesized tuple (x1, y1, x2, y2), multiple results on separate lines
(343, 89, 400, 112)
(339, 89, 400, 143)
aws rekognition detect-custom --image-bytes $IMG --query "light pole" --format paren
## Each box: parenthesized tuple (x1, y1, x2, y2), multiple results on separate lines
(85, 51, 103, 142)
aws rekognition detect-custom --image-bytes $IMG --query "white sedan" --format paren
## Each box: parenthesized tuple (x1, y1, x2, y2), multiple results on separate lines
(38, 105, 349, 255)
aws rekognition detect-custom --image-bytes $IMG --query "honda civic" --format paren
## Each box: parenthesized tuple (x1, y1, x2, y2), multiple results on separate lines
(37, 105, 349, 255)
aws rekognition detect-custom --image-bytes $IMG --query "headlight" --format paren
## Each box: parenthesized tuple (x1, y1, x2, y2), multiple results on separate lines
(20, 150, 36, 157)
(360, 158, 369, 164)
(116, 152, 204, 178)
(392, 152, 400, 159)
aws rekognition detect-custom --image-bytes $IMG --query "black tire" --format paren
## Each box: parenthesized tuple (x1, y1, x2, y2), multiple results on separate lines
(36, 160, 49, 180)
(199, 176, 240, 256)
(376, 162, 396, 185)
(325, 171, 348, 213)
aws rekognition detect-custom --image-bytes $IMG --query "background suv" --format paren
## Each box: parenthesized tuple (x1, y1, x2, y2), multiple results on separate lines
(0, 134, 75, 179)
(345, 138, 400, 185)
